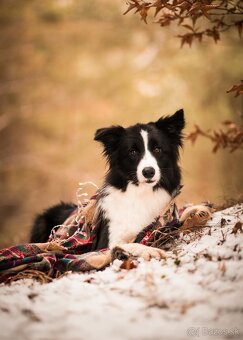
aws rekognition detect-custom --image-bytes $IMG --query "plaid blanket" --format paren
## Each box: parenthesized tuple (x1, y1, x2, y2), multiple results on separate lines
(0, 189, 213, 283)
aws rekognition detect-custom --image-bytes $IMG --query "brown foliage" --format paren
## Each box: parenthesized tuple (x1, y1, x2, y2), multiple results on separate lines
(231, 221, 243, 234)
(186, 81, 243, 153)
(124, 0, 243, 46)
(227, 81, 243, 97)
(124, 1, 243, 152)
(187, 121, 243, 153)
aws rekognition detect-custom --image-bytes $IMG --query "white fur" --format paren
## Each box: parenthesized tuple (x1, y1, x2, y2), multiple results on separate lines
(137, 130, 160, 185)
(117, 243, 166, 260)
(98, 183, 171, 248)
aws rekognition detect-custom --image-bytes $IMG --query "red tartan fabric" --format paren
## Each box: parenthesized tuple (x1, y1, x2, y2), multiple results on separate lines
(0, 193, 182, 283)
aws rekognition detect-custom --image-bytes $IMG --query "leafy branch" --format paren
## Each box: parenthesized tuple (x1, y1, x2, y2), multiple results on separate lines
(187, 121, 243, 153)
(186, 82, 243, 152)
(124, 0, 243, 46)
(227, 81, 243, 97)
(124, 1, 243, 152)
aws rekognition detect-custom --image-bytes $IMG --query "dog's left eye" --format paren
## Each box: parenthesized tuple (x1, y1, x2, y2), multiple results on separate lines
(153, 147, 162, 154)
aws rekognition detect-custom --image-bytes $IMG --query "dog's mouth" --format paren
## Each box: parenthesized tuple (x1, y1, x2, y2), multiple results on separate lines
(132, 178, 156, 185)
(145, 179, 156, 184)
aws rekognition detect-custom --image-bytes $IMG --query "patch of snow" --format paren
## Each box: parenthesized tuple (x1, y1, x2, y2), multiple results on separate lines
(0, 204, 243, 340)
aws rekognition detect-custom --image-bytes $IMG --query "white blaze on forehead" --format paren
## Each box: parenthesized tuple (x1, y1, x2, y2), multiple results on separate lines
(137, 129, 160, 184)
(141, 130, 149, 153)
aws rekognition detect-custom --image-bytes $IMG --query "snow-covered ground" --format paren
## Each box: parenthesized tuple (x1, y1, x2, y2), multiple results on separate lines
(0, 204, 243, 340)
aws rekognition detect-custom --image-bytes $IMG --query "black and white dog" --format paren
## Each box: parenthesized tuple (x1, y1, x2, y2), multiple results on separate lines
(30, 109, 185, 260)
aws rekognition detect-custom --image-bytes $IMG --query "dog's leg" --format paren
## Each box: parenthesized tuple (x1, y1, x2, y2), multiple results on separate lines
(112, 243, 166, 261)
(109, 226, 166, 261)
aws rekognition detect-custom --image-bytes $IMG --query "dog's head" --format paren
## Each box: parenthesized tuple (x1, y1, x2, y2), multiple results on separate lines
(94, 109, 185, 193)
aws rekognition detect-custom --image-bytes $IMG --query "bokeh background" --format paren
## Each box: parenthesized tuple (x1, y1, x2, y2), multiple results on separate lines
(0, 0, 242, 247)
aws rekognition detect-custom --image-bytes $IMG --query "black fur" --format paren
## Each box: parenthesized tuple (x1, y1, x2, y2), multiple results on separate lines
(91, 208, 109, 251)
(30, 202, 76, 243)
(30, 109, 185, 245)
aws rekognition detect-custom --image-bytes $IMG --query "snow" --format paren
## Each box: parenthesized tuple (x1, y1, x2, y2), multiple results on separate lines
(0, 204, 243, 340)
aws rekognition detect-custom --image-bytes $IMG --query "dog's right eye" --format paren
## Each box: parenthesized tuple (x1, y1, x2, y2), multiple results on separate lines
(129, 149, 138, 157)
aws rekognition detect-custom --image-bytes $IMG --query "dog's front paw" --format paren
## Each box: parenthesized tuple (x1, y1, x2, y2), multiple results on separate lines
(112, 243, 166, 261)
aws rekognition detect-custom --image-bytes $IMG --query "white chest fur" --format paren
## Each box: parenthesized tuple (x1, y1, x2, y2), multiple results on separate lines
(98, 183, 171, 247)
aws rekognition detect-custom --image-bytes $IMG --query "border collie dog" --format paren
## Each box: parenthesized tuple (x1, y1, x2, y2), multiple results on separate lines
(30, 109, 185, 260)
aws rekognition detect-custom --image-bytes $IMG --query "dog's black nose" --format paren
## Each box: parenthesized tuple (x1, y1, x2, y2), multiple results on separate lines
(142, 167, 155, 179)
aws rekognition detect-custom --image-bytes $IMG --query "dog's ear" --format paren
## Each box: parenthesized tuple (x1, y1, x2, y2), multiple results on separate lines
(155, 109, 185, 146)
(94, 125, 125, 156)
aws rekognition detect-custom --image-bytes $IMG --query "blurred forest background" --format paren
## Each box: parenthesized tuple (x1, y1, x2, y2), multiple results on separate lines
(0, 0, 242, 247)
